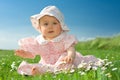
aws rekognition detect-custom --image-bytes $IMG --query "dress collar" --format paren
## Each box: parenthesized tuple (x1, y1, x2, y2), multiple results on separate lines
(36, 32, 67, 45)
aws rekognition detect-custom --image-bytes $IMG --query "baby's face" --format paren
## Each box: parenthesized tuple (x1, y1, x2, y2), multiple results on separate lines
(39, 15, 62, 40)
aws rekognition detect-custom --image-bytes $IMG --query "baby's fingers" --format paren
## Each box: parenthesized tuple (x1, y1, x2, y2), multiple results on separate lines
(14, 50, 20, 55)
(67, 58, 73, 63)
(14, 50, 23, 55)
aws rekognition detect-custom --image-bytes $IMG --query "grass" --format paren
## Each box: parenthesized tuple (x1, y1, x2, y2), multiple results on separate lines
(0, 49, 120, 80)
(0, 35, 120, 80)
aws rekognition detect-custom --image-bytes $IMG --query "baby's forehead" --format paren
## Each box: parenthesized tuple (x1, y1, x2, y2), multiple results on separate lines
(39, 15, 59, 22)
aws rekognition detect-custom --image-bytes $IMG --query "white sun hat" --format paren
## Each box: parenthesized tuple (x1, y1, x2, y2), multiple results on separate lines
(30, 6, 69, 32)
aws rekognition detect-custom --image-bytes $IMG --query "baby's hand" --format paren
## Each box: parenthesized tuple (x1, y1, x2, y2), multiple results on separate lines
(15, 49, 34, 58)
(15, 49, 27, 58)
(62, 56, 74, 63)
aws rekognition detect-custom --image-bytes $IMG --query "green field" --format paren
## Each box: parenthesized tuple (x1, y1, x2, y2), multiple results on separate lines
(0, 35, 120, 80)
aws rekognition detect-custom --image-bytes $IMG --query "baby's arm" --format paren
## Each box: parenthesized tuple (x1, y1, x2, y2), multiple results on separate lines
(62, 44, 76, 63)
(15, 49, 35, 59)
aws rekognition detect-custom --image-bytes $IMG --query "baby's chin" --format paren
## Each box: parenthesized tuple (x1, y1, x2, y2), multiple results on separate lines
(44, 36, 55, 40)
(44, 32, 62, 40)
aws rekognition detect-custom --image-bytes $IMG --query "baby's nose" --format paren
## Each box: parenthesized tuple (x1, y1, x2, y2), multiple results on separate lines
(48, 24, 53, 29)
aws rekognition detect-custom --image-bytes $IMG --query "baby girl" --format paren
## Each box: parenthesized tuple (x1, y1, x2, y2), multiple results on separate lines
(15, 6, 103, 76)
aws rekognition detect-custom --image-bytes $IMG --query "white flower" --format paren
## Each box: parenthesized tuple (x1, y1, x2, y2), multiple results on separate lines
(103, 59, 108, 61)
(105, 73, 112, 77)
(92, 66, 98, 70)
(85, 65, 91, 71)
(77, 61, 87, 69)
(105, 61, 112, 66)
(77, 64, 83, 69)
(10, 62, 17, 71)
(112, 68, 117, 71)
(94, 59, 104, 67)
(80, 71, 86, 75)
(70, 69, 75, 73)
(101, 67, 107, 71)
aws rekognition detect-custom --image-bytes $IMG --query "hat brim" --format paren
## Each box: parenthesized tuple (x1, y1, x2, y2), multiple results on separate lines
(30, 13, 69, 32)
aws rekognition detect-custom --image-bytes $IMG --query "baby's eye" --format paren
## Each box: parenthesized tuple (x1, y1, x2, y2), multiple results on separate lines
(44, 23, 48, 26)
(53, 22, 57, 25)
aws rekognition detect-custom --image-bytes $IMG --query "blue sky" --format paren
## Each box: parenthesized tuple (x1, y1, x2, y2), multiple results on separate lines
(0, 0, 120, 49)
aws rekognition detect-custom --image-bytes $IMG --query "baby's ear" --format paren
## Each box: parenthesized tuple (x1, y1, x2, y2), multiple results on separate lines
(37, 26, 41, 31)
(38, 19, 41, 30)
(37, 27, 42, 33)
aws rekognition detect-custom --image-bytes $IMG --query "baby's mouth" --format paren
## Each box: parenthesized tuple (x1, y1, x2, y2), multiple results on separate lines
(48, 31, 54, 33)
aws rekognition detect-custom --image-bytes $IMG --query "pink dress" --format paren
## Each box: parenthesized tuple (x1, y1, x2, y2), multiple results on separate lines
(17, 32, 102, 75)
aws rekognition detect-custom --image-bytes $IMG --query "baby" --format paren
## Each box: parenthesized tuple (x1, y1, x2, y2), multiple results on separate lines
(15, 6, 103, 76)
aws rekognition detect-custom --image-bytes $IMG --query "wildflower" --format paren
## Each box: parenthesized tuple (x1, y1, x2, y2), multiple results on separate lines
(95, 59, 105, 67)
(105, 73, 112, 77)
(112, 68, 117, 71)
(105, 61, 112, 66)
(92, 66, 98, 70)
(101, 66, 107, 71)
(80, 71, 86, 75)
(103, 59, 108, 62)
(77, 61, 87, 69)
(77, 64, 83, 69)
(10, 62, 17, 71)
(70, 69, 75, 73)
(85, 65, 91, 71)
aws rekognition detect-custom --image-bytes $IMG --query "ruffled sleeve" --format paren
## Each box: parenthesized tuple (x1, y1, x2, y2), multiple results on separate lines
(18, 37, 40, 56)
(64, 34, 78, 50)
